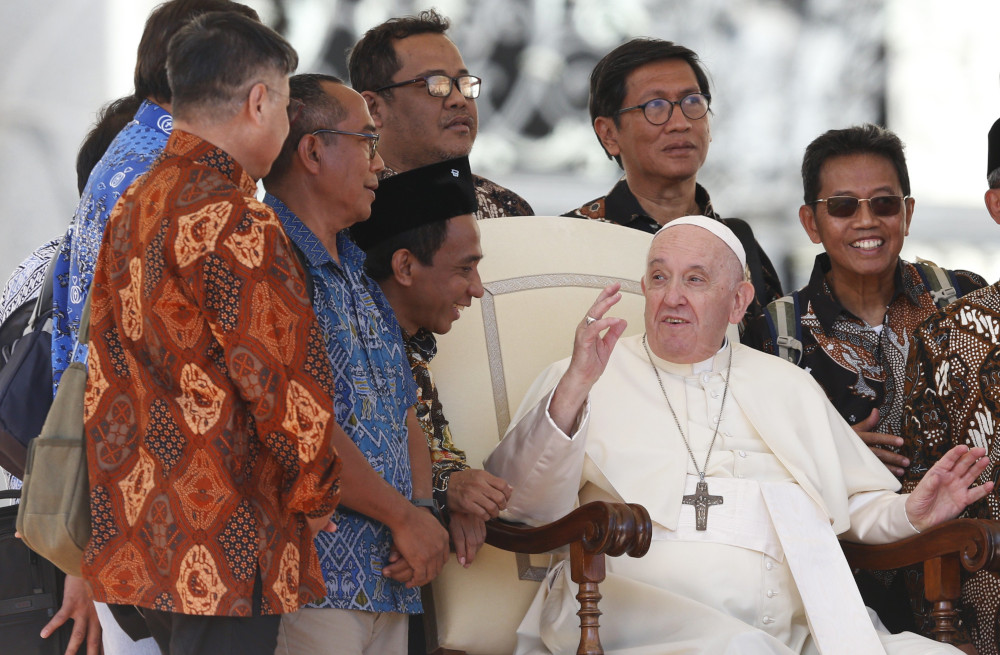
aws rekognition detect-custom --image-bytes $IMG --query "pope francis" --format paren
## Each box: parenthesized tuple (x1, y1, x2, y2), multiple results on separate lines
(484, 216, 992, 655)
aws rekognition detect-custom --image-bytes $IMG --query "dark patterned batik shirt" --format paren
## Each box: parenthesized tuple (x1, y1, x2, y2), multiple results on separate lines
(744, 254, 986, 441)
(403, 329, 469, 510)
(380, 167, 533, 219)
(83, 130, 343, 616)
(266, 194, 421, 614)
(900, 282, 1000, 654)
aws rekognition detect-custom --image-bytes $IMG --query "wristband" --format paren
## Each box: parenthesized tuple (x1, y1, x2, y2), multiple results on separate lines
(412, 497, 444, 524)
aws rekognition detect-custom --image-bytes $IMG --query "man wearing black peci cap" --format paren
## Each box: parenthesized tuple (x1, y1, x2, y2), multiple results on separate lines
(262, 73, 449, 655)
(898, 118, 1000, 654)
(353, 156, 513, 569)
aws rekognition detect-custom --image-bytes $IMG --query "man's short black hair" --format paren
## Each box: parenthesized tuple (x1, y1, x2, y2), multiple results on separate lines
(264, 73, 346, 185)
(167, 11, 298, 123)
(76, 95, 144, 194)
(363, 221, 450, 282)
(348, 9, 451, 95)
(589, 38, 710, 168)
(801, 124, 910, 205)
(135, 0, 259, 104)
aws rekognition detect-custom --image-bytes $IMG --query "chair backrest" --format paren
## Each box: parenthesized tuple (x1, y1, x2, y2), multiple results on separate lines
(426, 216, 653, 655)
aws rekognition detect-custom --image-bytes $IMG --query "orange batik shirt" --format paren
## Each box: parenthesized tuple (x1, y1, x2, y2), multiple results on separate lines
(82, 130, 342, 616)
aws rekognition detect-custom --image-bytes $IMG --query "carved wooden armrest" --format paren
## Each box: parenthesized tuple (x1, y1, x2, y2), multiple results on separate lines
(841, 518, 1000, 643)
(484, 501, 652, 655)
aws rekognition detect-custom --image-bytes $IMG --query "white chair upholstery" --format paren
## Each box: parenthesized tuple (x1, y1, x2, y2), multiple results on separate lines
(425, 216, 653, 655)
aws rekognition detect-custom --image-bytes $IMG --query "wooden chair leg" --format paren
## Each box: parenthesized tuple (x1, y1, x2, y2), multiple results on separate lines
(571, 541, 606, 655)
(924, 555, 961, 643)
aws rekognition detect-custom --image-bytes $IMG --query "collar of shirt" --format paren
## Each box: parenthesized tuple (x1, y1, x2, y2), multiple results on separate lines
(804, 253, 916, 334)
(405, 327, 438, 361)
(134, 99, 173, 136)
(165, 130, 255, 197)
(263, 193, 368, 273)
(603, 177, 719, 230)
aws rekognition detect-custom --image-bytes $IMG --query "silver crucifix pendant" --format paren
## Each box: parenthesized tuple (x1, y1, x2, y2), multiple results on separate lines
(682, 479, 724, 530)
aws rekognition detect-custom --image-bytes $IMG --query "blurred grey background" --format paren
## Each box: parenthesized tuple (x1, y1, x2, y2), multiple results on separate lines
(1, 0, 998, 292)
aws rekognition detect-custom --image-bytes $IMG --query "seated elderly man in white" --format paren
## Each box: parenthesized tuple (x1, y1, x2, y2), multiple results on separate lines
(485, 216, 992, 655)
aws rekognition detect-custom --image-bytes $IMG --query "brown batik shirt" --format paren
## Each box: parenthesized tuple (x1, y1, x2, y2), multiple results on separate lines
(901, 282, 1000, 654)
(83, 130, 343, 616)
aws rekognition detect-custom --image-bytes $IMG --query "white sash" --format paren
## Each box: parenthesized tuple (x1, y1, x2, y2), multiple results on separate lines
(760, 481, 885, 655)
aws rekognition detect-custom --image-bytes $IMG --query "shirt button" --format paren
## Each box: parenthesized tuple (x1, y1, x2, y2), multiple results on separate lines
(701, 372, 712, 384)
(711, 391, 720, 399)
(765, 561, 774, 571)
(762, 616, 775, 625)
(738, 450, 747, 458)
(767, 590, 776, 598)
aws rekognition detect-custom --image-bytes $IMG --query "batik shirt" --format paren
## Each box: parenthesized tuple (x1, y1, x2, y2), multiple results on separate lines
(900, 282, 1000, 654)
(403, 329, 469, 510)
(83, 131, 343, 616)
(565, 178, 783, 317)
(0, 237, 59, 325)
(743, 254, 986, 442)
(380, 167, 533, 219)
(52, 100, 172, 391)
(266, 194, 421, 614)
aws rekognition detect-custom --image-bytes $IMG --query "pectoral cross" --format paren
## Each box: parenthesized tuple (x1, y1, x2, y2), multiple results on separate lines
(682, 479, 723, 531)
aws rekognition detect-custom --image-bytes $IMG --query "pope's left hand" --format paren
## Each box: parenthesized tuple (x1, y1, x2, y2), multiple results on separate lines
(905, 445, 994, 532)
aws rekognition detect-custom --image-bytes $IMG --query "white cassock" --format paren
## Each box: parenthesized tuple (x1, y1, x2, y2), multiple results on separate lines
(485, 335, 960, 655)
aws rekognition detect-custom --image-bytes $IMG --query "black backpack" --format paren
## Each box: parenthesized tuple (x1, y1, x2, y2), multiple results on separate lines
(0, 252, 56, 478)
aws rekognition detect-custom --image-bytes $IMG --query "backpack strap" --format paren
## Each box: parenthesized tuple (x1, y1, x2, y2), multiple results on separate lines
(913, 259, 958, 309)
(23, 249, 57, 337)
(721, 217, 766, 307)
(763, 291, 804, 366)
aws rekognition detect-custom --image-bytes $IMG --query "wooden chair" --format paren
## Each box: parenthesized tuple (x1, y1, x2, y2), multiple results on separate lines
(843, 518, 1000, 644)
(424, 216, 659, 655)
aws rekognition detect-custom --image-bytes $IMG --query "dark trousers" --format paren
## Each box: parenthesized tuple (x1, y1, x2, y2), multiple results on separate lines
(142, 609, 280, 655)
(137, 572, 280, 655)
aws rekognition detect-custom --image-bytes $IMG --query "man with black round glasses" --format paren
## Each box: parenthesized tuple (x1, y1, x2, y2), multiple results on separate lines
(565, 37, 784, 321)
(348, 9, 533, 220)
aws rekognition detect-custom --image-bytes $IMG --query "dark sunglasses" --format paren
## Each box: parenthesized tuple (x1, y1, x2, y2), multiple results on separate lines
(814, 195, 909, 218)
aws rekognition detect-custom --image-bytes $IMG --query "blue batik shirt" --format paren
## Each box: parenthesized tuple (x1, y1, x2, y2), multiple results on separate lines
(51, 100, 172, 391)
(266, 194, 421, 614)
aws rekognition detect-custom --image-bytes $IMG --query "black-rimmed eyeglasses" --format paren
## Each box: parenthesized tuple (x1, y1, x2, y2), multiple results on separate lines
(615, 93, 711, 125)
(814, 195, 909, 218)
(374, 74, 481, 99)
(310, 129, 380, 159)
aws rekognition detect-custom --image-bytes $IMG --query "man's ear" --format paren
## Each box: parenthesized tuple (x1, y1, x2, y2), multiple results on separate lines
(246, 81, 269, 125)
(391, 248, 415, 286)
(985, 189, 1000, 225)
(362, 90, 385, 129)
(730, 280, 755, 324)
(296, 134, 322, 174)
(593, 117, 621, 159)
(799, 204, 823, 245)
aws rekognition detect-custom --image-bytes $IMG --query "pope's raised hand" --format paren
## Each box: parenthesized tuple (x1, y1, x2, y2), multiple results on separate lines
(549, 283, 628, 434)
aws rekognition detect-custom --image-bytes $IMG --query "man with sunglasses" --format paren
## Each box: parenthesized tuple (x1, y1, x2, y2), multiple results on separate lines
(743, 124, 987, 637)
(566, 38, 783, 320)
(262, 73, 449, 655)
(896, 118, 1000, 655)
(348, 9, 534, 220)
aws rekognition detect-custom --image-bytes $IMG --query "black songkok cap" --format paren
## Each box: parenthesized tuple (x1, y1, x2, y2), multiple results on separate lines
(989, 118, 1000, 177)
(351, 156, 478, 251)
